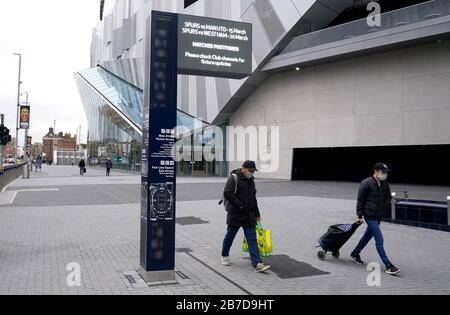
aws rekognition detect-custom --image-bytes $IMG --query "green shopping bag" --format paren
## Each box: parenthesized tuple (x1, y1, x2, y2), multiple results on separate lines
(242, 222, 273, 257)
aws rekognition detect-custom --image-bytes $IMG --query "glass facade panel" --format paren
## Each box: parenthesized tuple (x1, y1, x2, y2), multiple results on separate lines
(75, 69, 142, 172)
(75, 66, 227, 176)
(78, 66, 143, 129)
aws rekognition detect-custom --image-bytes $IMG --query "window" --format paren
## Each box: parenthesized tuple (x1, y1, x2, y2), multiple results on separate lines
(184, 0, 199, 9)
(100, 0, 105, 21)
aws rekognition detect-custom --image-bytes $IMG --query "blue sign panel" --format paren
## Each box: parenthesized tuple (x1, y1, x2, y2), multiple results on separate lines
(140, 11, 178, 272)
(140, 11, 252, 277)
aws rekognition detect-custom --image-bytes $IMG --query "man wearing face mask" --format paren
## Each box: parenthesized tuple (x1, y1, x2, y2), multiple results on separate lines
(350, 163, 400, 275)
(221, 160, 271, 273)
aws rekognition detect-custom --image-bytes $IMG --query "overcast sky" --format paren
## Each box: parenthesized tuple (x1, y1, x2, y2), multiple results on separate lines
(0, 0, 100, 146)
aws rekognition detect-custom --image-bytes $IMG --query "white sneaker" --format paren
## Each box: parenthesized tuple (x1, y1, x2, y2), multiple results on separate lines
(221, 256, 231, 266)
(254, 263, 271, 273)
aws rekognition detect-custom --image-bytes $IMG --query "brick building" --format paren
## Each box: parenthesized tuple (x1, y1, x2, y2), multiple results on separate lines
(42, 128, 77, 162)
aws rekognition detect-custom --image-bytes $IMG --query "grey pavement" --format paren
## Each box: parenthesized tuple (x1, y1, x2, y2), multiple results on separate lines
(0, 165, 449, 295)
(3, 166, 448, 207)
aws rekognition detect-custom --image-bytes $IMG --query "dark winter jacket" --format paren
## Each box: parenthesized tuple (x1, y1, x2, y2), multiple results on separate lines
(106, 160, 113, 169)
(357, 176, 392, 220)
(78, 160, 86, 168)
(224, 169, 261, 228)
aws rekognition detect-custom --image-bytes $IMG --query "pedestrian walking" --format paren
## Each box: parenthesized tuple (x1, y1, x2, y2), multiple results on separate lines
(78, 159, 86, 176)
(106, 158, 112, 177)
(221, 160, 271, 273)
(350, 163, 400, 275)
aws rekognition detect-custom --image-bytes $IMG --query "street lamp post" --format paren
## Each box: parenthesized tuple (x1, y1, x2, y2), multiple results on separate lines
(54, 120, 56, 165)
(13, 53, 22, 165)
(21, 92, 30, 179)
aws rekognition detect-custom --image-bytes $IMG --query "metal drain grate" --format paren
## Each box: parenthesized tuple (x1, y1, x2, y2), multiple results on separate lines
(123, 271, 181, 287)
(176, 270, 190, 280)
(261, 255, 329, 279)
(176, 217, 209, 226)
(125, 275, 137, 284)
(148, 280, 179, 287)
(176, 248, 193, 253)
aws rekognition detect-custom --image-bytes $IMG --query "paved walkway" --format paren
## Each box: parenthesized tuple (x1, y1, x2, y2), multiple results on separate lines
(0, 165, 449, 295)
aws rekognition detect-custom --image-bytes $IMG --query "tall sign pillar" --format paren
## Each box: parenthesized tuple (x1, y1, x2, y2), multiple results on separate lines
(140, 11, 178, 282)
(140, 10, 252, 282)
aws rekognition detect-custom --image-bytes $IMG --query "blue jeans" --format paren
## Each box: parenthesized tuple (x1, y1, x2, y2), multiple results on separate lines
(222, 226, 262, 268)
(352, 220, 392, 268)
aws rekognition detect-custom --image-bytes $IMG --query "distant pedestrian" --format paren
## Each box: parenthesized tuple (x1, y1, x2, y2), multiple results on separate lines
(350, 163, 400, 275)
(78, 159, 86, 176)
(33, 156, 41, 172)
(106, 158, 113, 177)
(38, 157, 43, 172)
(221, 160, 271, 273)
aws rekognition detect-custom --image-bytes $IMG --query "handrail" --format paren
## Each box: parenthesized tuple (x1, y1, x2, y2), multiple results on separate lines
(396, 199, 447, 209)
(1, 162, 27, 173)
(283, 0, 450, 54)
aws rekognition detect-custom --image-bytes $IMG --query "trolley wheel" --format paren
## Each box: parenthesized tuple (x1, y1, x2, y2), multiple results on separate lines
(317, 251, 326, 261)
(332, 251, 340, 259)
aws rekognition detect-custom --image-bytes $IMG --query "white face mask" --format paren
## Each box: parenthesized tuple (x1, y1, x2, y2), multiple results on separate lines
(245, 173, 254, 180)
(378, 173, 388, 181)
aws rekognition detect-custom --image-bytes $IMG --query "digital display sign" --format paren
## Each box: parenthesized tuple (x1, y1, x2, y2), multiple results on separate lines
(178, 14, 252, 79)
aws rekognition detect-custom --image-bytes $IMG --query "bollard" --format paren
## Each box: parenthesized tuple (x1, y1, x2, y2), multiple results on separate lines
(447, 196, 450, 226)
(391, 192, 397, 221)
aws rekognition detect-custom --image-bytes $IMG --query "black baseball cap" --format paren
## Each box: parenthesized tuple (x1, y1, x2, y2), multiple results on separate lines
(374, 162, 391, 172)
(242, 160, 258, 172)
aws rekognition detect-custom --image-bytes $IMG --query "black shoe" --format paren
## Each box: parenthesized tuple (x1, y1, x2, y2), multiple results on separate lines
(386, 265, 401, 275)
(350, 253, 364, 264)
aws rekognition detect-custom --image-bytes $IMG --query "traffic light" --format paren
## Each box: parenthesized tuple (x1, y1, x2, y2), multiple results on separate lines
(0, 125, 11, 145)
